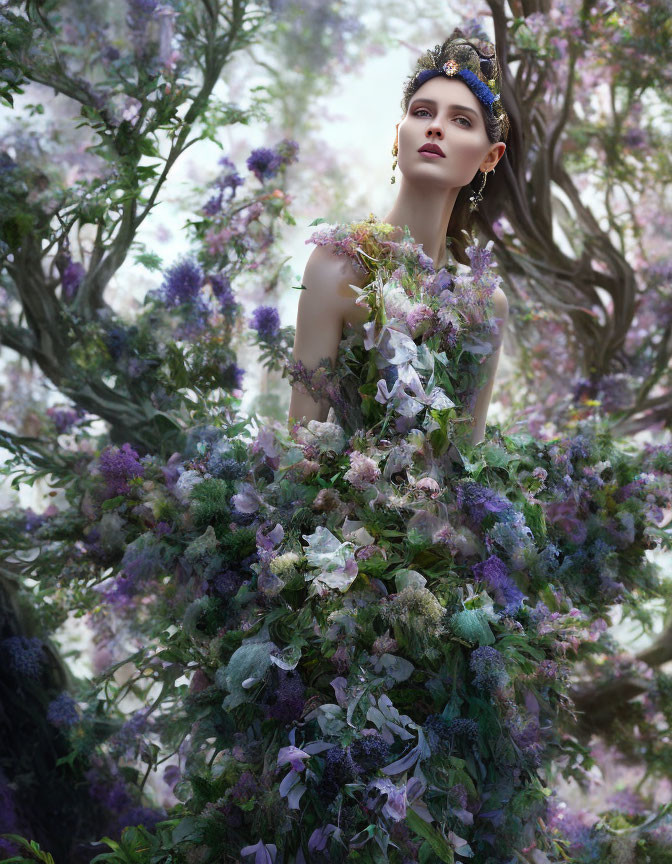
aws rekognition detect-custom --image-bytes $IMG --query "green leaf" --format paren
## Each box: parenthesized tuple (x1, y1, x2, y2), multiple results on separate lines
(405, 809, 454, 863)
(308, 217, 327, 226)
(523, 500, 547, 543)
(171, 816, 202, 845)
(134, 252, 163, 271)
(0, 835, 56, 863)
(482, 443, 514, 468)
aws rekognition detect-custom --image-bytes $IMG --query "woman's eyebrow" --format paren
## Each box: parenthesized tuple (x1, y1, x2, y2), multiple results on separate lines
(410, 98, 478, 117)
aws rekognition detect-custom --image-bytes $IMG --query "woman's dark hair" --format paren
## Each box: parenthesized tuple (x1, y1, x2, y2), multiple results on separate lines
(400, 28, 512, 266)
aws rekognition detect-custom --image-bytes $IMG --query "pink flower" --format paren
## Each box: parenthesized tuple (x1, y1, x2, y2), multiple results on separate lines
(343, 451, 380, 490)
(415, 477, 440, 497)
(406, 303, 434, 338)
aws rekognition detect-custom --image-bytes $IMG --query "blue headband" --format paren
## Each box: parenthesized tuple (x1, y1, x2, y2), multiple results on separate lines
(414, 66, 499, 114)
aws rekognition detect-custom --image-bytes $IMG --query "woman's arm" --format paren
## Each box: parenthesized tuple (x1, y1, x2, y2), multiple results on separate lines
(469, 286, 509, 446)
(288, 246, 353, 426)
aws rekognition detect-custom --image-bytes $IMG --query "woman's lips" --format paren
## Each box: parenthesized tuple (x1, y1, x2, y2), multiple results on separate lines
(418, 151, 444, 158)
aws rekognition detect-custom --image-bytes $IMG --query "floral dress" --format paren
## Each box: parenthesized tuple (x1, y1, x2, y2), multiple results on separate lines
(215, 215, 669, 864)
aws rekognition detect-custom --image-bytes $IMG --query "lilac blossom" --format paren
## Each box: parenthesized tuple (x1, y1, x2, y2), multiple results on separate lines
(219, 361, 245, 390)
(109, 708, 152, 760)
(98, 442, 145, 496)
(208, 272, 237, 315)
(2, 636, 44, 678)
(457, 480, 514, 524)
(215, 155, 244, 197)
(469, 645, 508, 692)
(246, 147, 283, 183)
(472, 554, 525, 615)
(246, 139, 299, 183)
(250, 305, 280, 339)
(61, 258, 86, 301)
(46, 692, 79, 728)
(264, 669, 306, 723)
(465, 241, 495, 281)
(160, 258, 204, 307)
(47, 404, 86, 433)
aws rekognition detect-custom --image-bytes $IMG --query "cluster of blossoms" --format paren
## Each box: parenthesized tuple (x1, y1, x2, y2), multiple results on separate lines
(246, 139, 299, 183)
(20, 216, 671, 863)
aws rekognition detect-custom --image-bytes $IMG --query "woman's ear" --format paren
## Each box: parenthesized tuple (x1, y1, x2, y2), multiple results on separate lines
(481, 141, 506, 173)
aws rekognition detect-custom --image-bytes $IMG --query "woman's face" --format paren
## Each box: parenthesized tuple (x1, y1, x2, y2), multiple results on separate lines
(397, 76, 504, 189)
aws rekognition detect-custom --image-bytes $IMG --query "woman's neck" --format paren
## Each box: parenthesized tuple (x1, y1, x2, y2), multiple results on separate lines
(382, 178, 459, 271)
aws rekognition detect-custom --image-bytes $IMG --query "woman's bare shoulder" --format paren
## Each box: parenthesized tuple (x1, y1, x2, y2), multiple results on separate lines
(492, 285, 509, 320)
(303, 243, 369, 305)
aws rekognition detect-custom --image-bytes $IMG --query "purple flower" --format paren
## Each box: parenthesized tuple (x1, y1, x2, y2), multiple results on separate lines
(86, 764, 133, 812)
(109, 708, 151, 760)
(118, 805, 166, 832)
(160, 258, 204, 307)
(250, 305, 280, 340)
(98, 442, 145, 496)
(47, 692, 79, 728)
(23, 507, 47, 532)
(215, 156, 245, 197)
(265, 669, 306, 723)
(203, 191, 223, 215)
(472, 555, 525, 615)
(350, 734, 391, 772)
(246, 147, 283, 182)
(2, 636, 43, 678)
(62, 258, 86, 301)
(246, 140, 298, 183)
(469, 646, 508, 692)
(230, 770, 260, 803)
(465, 242, 494, 280)
(457, 481, 514, 524)
(47, 405, 86, 434)
(319, 746, 359, 805)
(209, 273, 237, 315)
(220, 361, 245, 390)
(277, 138, 299, 166)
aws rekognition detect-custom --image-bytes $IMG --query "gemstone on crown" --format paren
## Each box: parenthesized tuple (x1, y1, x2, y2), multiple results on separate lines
(442, 60, 460, 76)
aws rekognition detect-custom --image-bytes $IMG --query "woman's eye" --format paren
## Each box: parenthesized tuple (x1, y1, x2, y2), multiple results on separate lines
(413, 109, 471, 127)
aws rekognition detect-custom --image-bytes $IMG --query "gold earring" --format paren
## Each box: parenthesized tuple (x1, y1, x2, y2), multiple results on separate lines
(390, 141, 399, 185)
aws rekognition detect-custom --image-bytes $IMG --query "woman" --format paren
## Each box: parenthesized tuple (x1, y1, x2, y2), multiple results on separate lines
(289, 32, 509, 447)
(220, 30, 665, 864)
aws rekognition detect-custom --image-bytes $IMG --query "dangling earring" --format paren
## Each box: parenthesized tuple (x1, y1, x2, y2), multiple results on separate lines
(390, 141, 398, 184)
(469, 169, 489, 212)
(390, 125, 399, 184)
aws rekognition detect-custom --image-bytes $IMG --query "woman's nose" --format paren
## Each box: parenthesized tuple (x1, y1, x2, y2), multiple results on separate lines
(426, 120, 444, 139)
